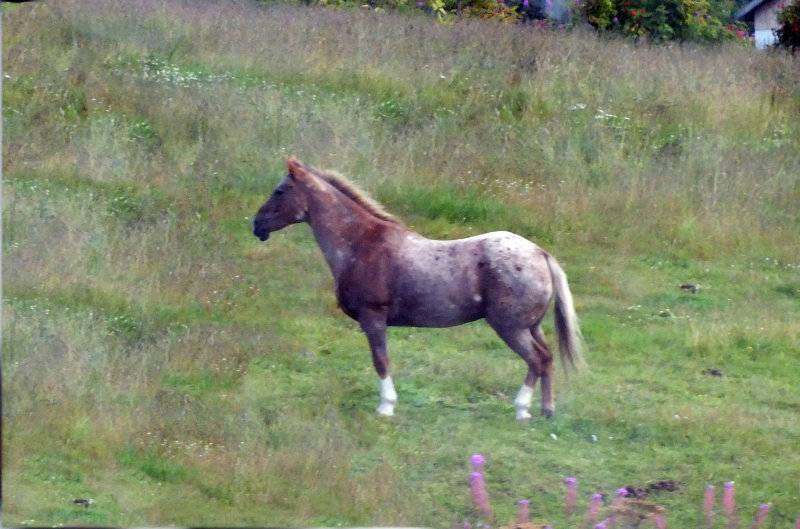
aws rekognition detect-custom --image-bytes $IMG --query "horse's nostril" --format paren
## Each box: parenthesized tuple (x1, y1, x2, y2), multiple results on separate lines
(253, 223, 270, 241)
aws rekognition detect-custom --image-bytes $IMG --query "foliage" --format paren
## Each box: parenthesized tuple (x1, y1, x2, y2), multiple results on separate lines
(579, 0, 747, 42)
(461, 0, 521, 22)
(775, 1, 800, 54)
(262, 0, 744, 39)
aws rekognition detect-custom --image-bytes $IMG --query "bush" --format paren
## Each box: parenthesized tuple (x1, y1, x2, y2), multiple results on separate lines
(775, 1, 800, 54)
(579, 0, 747, 42)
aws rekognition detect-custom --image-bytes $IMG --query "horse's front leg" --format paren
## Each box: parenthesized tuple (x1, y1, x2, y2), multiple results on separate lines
(359, 309, 397, 416)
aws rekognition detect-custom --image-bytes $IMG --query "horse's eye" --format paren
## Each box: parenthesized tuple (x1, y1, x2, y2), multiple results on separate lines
(274, 187, 284, 196)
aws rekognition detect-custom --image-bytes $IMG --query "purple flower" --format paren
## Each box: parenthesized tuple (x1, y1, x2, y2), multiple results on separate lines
(523, 0, 529, 6)
(595, 524, 607, 529)
(613, 16, 619, 23)
(470, 454, 485, 472)
(417, 1, 423, 6)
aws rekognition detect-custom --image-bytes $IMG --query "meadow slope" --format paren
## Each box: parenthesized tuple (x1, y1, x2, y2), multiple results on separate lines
(2, 1, 800, 527)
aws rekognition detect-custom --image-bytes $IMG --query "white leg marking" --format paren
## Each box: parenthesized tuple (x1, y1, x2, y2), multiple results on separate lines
(377, 376, 398, 416)
(514, 384, 534, 421)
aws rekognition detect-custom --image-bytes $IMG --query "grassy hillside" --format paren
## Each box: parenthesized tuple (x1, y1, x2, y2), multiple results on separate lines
(2, 0, 799, 527)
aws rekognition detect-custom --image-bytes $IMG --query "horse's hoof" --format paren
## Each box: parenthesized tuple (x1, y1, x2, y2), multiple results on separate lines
(516, 410, 532, 422)
(541, 409, 553, 419)
(376, 404, 395, 416)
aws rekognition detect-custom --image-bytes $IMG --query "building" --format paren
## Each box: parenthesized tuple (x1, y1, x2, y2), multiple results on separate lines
(735, 0, 793, 48)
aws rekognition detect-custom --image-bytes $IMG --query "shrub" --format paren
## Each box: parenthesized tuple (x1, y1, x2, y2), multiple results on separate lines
(461, 0, 521, 22)
(579, 0, 746, 42)
(775, 1, 800, 54)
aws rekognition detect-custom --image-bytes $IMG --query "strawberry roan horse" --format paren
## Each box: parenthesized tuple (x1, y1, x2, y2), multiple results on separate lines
(253, 158, 585, 420)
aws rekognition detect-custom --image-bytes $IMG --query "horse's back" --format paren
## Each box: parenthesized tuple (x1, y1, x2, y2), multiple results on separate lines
(385, 230, 552, 328)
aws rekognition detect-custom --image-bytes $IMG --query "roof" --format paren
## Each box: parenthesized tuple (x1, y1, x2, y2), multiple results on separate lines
(734, 0, 769, 20)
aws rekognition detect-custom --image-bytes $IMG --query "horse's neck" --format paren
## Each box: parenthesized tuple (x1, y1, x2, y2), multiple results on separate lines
(306, 186, 381, 278)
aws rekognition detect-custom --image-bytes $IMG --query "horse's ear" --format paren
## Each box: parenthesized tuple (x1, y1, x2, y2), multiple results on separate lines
(286, 157, 305, 178)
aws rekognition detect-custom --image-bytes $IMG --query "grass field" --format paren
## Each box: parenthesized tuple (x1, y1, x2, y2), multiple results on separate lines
(2, 0, 800, 527)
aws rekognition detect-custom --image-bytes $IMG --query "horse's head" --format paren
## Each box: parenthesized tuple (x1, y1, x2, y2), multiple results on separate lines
(253, 158, 311, 241)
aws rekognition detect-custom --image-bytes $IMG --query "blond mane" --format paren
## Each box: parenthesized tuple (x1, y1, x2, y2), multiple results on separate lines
(313, 167, 398, 223)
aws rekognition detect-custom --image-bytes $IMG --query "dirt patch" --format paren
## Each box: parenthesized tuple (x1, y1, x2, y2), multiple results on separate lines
(499, 522, 549, 529)
(624, 479, 685, 498)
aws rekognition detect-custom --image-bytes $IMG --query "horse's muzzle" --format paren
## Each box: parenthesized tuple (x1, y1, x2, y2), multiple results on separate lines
(252, 221, 270, 241)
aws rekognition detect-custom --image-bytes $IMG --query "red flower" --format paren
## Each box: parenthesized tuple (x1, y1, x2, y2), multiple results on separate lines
(631, 9, 636, 15)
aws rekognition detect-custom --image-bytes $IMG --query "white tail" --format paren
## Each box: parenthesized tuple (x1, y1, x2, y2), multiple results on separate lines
(546, 254, 586, 372)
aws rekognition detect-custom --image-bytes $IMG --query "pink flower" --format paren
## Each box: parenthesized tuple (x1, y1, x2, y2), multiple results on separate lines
(565, 477, 578, 520)
(588, 493, 603, 526)
(518, 499, 530, 523)
(751, 504, 770, 529)
(704, 486, 715, 528)
(724, 482, 737, 529)
(606, 488, 628, 527)
(470, 472, 492, 519)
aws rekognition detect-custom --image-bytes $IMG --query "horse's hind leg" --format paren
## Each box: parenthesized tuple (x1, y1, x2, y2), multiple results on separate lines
(488, 321, 547, 421)
(531, 324, 555, 417)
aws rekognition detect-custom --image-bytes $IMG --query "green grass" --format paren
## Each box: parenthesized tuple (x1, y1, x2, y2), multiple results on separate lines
(3, 0, 800, 527)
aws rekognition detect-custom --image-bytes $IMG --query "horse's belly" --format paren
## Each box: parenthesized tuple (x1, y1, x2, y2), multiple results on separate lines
(387, 296, 484, 327)
(387, 274, 485, 327)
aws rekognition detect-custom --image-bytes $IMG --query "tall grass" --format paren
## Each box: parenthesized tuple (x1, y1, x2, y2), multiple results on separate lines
(3, 0, 799, 526)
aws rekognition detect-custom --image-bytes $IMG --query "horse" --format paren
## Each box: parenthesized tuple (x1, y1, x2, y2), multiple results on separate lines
(253, 158, 585, 421)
